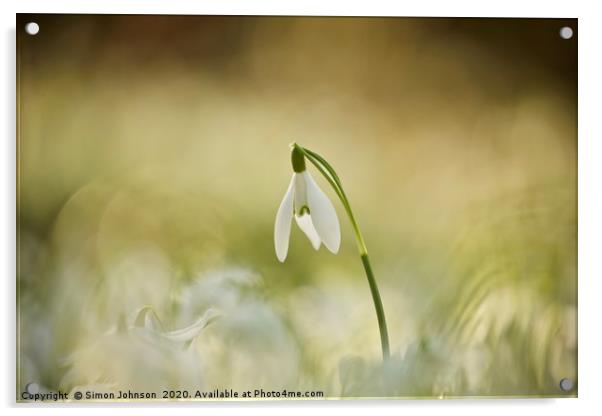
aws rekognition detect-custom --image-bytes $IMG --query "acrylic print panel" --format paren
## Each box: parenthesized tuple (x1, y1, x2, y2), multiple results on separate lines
(16, 14, 577, 402)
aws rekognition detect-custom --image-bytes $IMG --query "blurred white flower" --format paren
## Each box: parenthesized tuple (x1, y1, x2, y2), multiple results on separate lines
(60, 306, 218, 392)
(178, 268, 301, 391)
(274, 171, 341, 262)
(131, 305, 221, 345)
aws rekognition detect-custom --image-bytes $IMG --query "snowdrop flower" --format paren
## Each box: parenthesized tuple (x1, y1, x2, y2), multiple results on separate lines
(274, 145, 341, 262)
(274, 143, 390, 361)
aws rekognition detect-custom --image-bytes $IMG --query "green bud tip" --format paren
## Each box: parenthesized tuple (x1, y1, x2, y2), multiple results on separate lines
(291, 144, 306, 173)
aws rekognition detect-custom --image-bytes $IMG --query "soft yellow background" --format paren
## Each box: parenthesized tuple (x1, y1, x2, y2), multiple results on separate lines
(17, 15, 576, 398)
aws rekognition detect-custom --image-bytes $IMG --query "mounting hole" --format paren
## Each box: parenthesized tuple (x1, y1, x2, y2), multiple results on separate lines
(26, 382, 40, 394)
(559, 378, 574, 391)
(25, 22, 40, 36)
(559, 26, 573, 40)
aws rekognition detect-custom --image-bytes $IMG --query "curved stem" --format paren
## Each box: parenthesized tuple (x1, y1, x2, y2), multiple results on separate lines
(295, 144, 390, 361)
(361, 253, 390, 360)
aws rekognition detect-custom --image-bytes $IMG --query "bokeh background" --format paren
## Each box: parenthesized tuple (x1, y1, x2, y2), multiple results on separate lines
(17, 15, 577, 399)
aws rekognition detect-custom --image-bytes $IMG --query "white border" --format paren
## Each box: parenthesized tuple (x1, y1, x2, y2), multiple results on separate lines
(4, 0, 585, 17)
(3, 1, 601, 415)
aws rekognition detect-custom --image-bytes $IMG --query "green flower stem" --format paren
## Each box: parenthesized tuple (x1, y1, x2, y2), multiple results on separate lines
(293, 143, 390, 361)
(360, 253, 390, 360)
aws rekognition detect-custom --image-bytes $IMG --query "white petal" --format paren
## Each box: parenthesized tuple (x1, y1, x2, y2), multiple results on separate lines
(162, 308, 221, 344)
(304, 171, 341, 253)
(133, 306, 165, 332)
(295, 214, 321, 250)
(274, 174, 295, 262)
(293, 172, 308, 215)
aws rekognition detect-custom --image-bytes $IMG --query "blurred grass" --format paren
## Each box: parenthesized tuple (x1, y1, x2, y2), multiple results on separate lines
(17, 15, 576, 398)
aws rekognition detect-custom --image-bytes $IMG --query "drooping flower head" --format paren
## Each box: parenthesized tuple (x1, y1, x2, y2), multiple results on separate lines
(273, 143, 390, 361)
(274, 145, 341, 262)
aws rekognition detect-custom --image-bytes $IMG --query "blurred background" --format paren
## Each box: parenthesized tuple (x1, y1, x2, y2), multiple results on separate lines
(17, 15, 576, 398)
